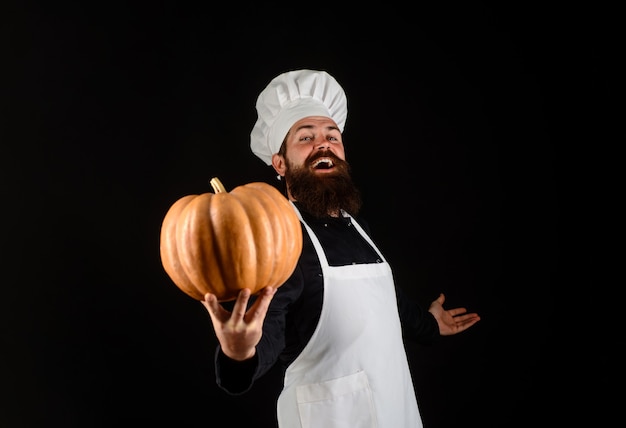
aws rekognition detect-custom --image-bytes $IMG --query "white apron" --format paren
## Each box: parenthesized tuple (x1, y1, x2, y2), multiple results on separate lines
(277, 204, 423, 428)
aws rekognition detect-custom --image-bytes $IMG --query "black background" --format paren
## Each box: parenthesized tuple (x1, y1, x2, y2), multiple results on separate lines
(2, 2, 594, 427)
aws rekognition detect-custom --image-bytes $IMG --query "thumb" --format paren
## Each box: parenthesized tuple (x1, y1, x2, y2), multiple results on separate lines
(436, 293, 445, 305)
(201, 293, 218, 315)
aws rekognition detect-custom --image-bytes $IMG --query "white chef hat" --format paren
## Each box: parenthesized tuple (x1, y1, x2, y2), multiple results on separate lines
(250, 69, 348, 165)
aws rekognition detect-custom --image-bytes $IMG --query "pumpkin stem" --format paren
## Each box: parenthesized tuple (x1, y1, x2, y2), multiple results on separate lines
(209, 177, 227, 193)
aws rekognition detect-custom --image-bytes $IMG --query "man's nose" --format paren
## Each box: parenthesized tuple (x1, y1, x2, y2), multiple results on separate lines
(315, 138, 330, 149)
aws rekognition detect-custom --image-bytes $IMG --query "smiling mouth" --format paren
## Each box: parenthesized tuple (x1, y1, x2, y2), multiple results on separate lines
(311, 158, 334, 169)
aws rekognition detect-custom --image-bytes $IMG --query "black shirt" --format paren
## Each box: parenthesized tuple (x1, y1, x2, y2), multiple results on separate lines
(215, 203, 440, 394)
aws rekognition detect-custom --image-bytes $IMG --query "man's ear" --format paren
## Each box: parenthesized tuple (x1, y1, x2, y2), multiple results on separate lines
(271, 153, 286, 178)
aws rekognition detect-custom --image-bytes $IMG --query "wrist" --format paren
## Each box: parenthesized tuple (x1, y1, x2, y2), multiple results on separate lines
(222, 347, 256, 362)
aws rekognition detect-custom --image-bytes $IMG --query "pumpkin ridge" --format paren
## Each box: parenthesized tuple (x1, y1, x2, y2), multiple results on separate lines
(249, 185, 287, 287)
(159, 195, 204, 300)
(206, 193, 240, 301)
(211, 193, 256, 300)
(179, 195, 226, 299)
(233, 186, 275, 288)
(245, 183, 302, 286)
(280, 200, 302, 282)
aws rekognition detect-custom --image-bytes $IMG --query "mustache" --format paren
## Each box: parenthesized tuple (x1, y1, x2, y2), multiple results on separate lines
(306, 150, 345, 166)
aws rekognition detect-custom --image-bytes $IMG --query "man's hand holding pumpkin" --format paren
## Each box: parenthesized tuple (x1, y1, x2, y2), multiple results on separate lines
(202, 286, 277, 361)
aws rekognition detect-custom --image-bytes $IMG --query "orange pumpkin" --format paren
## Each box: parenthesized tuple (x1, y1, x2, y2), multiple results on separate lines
(159, 177, 303, 302)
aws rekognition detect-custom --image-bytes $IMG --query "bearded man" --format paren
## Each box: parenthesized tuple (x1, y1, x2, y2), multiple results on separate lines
(201, 69, 480, 428)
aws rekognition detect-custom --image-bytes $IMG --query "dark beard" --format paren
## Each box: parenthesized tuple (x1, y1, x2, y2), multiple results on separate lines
(285, 151, 362, 218)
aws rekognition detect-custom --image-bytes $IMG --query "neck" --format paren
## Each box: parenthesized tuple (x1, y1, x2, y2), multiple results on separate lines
(292, 200, 342, 218)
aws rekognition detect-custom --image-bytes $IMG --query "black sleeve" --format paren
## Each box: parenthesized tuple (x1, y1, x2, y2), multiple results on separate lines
(214, 347, 258, 395)
(396, 285, 441, 345)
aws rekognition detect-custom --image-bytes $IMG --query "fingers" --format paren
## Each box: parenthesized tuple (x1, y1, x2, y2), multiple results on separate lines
(244, 286, 276, 323)
(231, 288, 252, 320)
(202, 287, 277, 332)
(202, 288, 270, 324)
(451, 311, 475, 320)
(446, 307, 468, 317)
(202, 292, 226, 323)
(453, 313, 481, 332)
(201, 292, 218, 314)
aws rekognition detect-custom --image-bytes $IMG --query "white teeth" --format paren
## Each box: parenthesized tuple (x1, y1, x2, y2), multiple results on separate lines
(312, 158, 334, 168)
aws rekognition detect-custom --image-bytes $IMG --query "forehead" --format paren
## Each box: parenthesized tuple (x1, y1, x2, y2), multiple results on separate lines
(289, 116, 340, 133)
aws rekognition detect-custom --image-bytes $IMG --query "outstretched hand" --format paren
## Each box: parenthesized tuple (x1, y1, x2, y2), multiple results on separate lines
(428, 293, 481, 336)
(201, 286, 277, 361)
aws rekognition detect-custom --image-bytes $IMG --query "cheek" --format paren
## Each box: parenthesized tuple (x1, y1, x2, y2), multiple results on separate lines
(288, 148, 312, 166)
(333, 147, 346, 160)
